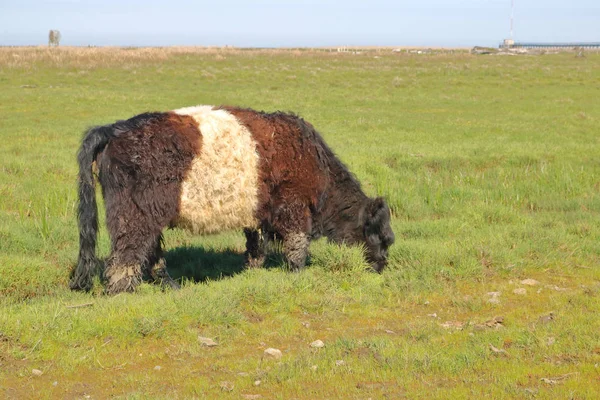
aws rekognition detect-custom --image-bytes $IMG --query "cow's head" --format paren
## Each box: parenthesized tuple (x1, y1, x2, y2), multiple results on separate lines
(362, 197, 395, 272)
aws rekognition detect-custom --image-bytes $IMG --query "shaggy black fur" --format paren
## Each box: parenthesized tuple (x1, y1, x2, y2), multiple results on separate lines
(71, 112, 200, 293)
(70, 124, 116, 291)
(297, 119, 396, 272)
(224, 107, 395, 272)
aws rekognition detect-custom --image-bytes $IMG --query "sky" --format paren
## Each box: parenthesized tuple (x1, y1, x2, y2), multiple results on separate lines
(0, 0, 598, 48)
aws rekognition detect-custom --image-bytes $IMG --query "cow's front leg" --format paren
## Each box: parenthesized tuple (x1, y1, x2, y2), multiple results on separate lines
(244, 227, 267, 269)
(282, 232, 310, 271)
(271, 199, 312, 271)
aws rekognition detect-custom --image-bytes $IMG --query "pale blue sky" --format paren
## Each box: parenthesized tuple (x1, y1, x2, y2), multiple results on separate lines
(1, 0, 598, 47)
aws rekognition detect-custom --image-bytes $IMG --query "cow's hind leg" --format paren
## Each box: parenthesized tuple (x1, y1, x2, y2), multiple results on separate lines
(103, 187, 175, 295)
(145, 235, 180, 290)
(104, 245, 147, 295)
(104, 230, 155, 295)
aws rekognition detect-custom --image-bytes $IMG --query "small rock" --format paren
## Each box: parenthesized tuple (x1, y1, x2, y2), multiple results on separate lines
(440, 321, 464, 330)
(302, 322, 310, 328)
(513, 288, 527, 295)
(538, 312, 555, 324)
(52, 381, 58, 386)
(485, 316, 505, 328)
(254, 380, 261, 386)
(220, 381, 234, 391)
(264, 348, 282, 359)
(310, 340, 325, 348)
(489, 343, 509, 357)
(423, 300, 430, 305)
(427, 313, 438, 318)
(154, 365, 162, 371)
(546, 284, 567, 292)
(310, 365, 318, 371)
(486, 292, 501, 304)
(335, 360, 345, 366)
(540, 372, 577, 384)
(521, 279, 539, 286)
(32, 369, 43, 376)
(198, 336, 218, 347)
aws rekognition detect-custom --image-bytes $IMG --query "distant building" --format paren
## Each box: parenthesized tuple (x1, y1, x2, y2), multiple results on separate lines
(501, 39, 515, 48)
(499, 40, 600, 50)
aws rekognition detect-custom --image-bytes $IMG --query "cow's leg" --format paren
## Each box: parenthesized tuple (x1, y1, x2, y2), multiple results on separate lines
(104, 242, 149, 295)
(145, 235, 180, 290)
(103, 187, 175, 295)
(282, 232, 310, 272)
(244, 228, 267, 269)
(271, 200, 312, 271)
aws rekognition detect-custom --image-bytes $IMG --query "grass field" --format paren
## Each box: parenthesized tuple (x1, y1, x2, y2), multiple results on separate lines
(1, 46, 599, 399)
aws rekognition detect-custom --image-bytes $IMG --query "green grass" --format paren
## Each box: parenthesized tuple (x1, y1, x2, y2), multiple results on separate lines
(1, 47, 599, 399)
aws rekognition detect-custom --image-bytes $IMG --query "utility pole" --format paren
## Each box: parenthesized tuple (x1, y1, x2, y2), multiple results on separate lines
(510, 0, 514, 40)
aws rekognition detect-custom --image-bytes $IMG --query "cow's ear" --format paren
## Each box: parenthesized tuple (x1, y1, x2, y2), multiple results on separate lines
(364, 197, 394, 245)
(364, 197, 388, 236)
(367, 197, 386, 223)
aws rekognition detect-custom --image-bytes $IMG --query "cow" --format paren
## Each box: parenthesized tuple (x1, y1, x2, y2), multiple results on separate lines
(71, 106, 395, 294)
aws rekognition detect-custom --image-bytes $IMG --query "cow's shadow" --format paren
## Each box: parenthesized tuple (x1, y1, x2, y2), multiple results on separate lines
(163, 246, 285, 283)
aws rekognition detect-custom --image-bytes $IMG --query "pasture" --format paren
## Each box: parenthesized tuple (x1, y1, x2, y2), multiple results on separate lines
(0, 47, 599, 398)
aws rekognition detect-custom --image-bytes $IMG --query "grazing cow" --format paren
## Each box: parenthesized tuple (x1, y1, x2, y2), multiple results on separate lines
(71, 106, 395, 294)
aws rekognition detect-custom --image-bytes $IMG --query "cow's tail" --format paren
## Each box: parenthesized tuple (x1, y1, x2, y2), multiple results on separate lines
(70, 125, 114, 291)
